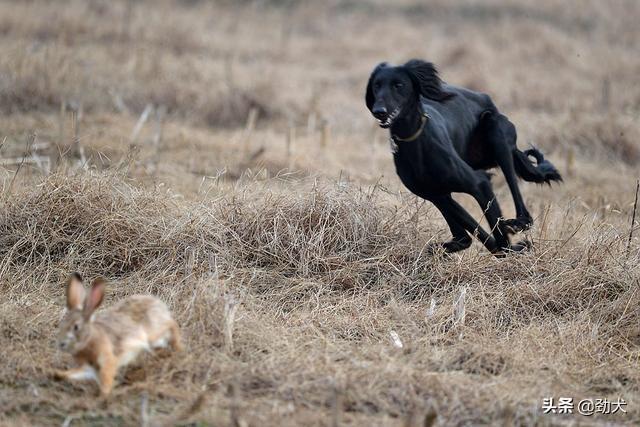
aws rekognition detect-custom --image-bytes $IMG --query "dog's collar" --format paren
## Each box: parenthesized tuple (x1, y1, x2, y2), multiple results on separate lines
(391, 111, 430, 143)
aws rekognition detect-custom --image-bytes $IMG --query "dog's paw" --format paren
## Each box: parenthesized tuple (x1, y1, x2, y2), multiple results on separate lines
(501, 217, 533, 234)
(508, 240, 532, 253)
(427, 238, 472, 255)
(493, 240, 531, 257)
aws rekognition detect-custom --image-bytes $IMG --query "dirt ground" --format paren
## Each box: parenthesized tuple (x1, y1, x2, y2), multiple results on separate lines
(1, 0, 639, 425)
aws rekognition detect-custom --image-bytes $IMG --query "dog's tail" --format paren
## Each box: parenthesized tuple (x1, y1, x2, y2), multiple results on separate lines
(513, 147, 563, 184)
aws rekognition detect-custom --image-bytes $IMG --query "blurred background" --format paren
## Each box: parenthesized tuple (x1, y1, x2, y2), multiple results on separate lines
(1, 0, 638, 200)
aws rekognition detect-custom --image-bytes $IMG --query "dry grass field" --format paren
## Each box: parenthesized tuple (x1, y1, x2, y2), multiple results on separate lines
(1, 0, 640, 425)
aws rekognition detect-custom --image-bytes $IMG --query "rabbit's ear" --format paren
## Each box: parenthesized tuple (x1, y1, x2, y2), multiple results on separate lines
(67, 273, 85, 310)
(83, 278, 106, 320)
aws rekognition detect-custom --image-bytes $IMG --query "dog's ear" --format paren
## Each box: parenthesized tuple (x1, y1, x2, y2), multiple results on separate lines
(365, 62, 388, 111)
(403, 59, 455, 102)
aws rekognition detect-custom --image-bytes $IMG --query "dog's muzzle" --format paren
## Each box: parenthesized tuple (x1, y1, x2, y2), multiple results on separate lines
(374, 107, 401, 128)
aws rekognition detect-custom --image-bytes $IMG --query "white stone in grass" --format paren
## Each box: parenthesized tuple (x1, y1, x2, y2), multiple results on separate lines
(453, 286, 467, 326)
(426, 298, 436, 318)
(389, 330, 403, 348)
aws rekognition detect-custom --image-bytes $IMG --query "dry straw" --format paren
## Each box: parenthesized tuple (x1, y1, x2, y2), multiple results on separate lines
(1, 171, 639, 425)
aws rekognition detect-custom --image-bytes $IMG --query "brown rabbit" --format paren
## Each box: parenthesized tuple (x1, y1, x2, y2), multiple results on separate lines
(55, 273, 183, 396)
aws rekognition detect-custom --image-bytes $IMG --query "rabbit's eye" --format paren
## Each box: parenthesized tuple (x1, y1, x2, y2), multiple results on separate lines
(73, 324, 79, 331)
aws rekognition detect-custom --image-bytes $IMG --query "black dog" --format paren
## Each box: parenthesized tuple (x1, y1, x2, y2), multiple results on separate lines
(366, 60, 562, 255)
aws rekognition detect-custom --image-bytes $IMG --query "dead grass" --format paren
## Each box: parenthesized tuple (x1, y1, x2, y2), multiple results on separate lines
(1, 171, 639, 426)
(1, 0, 639, 426)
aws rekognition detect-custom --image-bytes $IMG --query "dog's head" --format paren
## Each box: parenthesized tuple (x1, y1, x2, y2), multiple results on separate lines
(365, 60, 454, 128)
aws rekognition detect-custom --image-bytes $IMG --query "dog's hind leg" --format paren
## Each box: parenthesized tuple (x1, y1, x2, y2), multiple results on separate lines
(470, 174, 515, 253)
(481, 112, 533, 233)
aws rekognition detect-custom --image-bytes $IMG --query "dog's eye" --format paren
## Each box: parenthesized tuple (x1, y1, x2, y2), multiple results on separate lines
(374, 82, 381, 90)
(394, 82, 404, 89)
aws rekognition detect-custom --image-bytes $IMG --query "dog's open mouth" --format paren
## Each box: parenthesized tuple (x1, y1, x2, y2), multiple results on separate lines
(377, 107, 401, 128)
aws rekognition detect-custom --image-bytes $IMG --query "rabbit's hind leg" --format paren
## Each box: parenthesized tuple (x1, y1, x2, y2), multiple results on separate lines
(168, 320, 183, 352)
